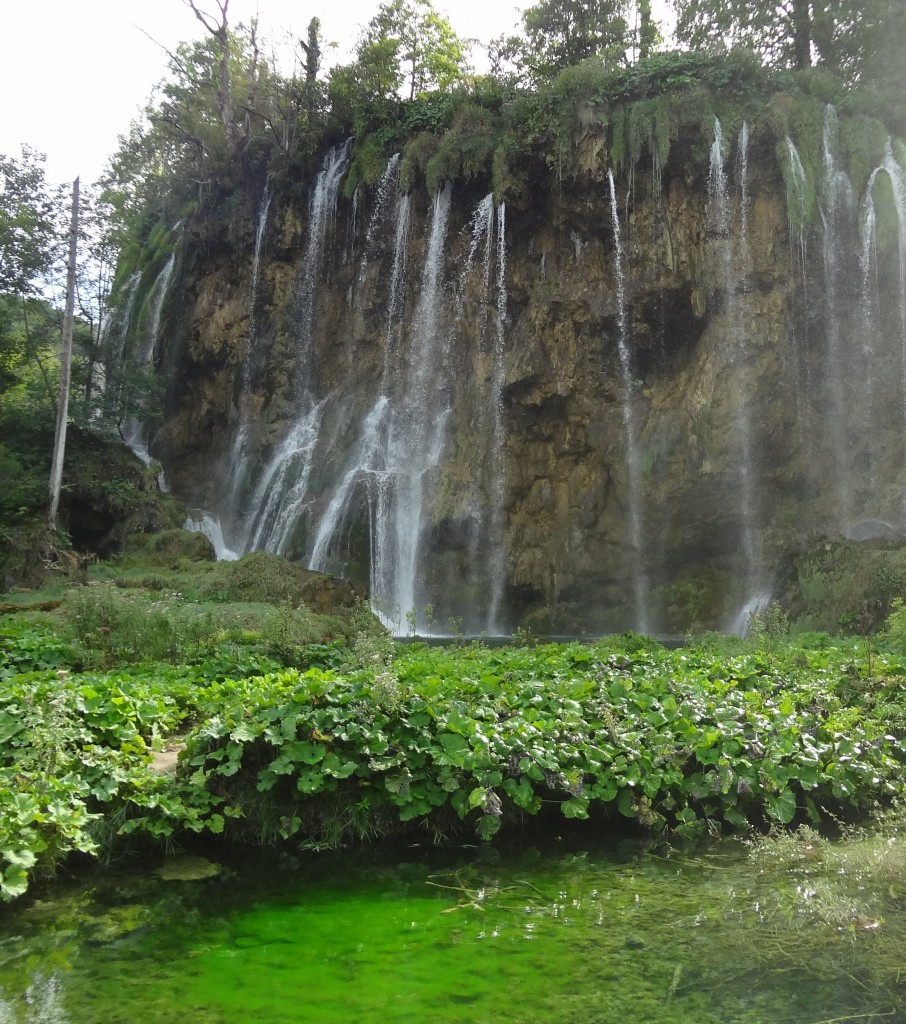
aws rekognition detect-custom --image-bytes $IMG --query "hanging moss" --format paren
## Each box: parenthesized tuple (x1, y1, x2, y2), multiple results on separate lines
(667, 83, 718, 166)
(839, 116, 889, 196)
(609, 107, 628, 172)
(344, 135, 393, 197)
(399, 132, 442, 194)
(628, 100, 653, 168)
(787, 95, 825, 197)
(491, 146, 528, 206)
(423, 102, 498, 194)
(870, 172, 901, 255)
(652, 97, 672, 173)
(424, 149, 458, 196)
(776, 136, 818, 235)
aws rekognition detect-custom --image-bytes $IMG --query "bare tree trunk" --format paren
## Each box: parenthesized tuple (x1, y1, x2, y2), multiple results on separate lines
(48, 178, 79, 532)
(186, 0, 237, 157)
(790, 0, 813, 68)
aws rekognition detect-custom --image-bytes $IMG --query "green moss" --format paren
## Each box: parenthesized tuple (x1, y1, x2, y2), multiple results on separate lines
(609, 107, 628, 170)
(399, 132, 441, 193)
(869, 170, 902, 254)
(790, 542, 906, 634)
(345, 134, 392, 197)
(839, 115, 889, 195)
(491, 145, 528, 205)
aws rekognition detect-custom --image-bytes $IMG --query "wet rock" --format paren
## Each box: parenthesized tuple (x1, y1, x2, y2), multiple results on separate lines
(155, 855, 221, 882)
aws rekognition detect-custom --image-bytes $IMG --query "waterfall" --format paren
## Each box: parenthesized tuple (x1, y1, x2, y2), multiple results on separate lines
(486, 200, 508, 633)
(243, 400, 327, 554)
(820, 106, 855, 519)
(859, 185, 881, 495)
(708, 119, 762, 602)
(121, 252, 176, 467)
(372, 184, 453, 631)
(226, 182, 273, 528)
(184, 510, 239, 561)
(608, 170, 649, 632)
(308, 397, 390, 572)
(95, 270, 140, 418)
(365, 154, 402, 257)
(861, 142, 906, 514)
(737, 122, 750, 235)
(110, 271, 140, 365)
(385, 193, 412, 358)
(250, 184, 272, 335)
(295, 140, 353, 378)
(462, 194, 508, 633)
(232, 142, 351, 555)
(785, 136, 809, 275)
(728, 588, 772, 637)
(301, 183, 452, 631)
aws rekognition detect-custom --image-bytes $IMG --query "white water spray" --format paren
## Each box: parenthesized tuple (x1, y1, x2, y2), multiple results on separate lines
(121, 253, 176, 467)
(708, 119, 762, 599)
(608, 170, 649, 632)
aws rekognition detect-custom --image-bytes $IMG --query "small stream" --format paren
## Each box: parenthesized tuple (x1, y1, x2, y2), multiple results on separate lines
(2, 831, 904, 1022)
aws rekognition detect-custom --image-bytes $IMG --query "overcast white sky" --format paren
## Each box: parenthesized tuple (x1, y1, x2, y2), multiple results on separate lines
(2, 0, 671, 185)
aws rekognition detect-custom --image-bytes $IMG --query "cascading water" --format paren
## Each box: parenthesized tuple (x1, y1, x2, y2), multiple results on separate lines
(861, 141, 906, 515)
(487, 200, 508, 633)
(249, 185, 273, 337)
(371, 184, 453, 631)
(302, 179, 452, 633)
(94, 271, 140, 417)
(110, 271, 140, 365)
(121, 253, 176, 467)
(728, 588, 772, 637)
(708, 119, 762, 606)
(785, 136, 809, 275)
(184, 510, 239, 561)
(608, 170, 649, 633)
(295, 140, 353, 373)
(820, 106, 855, 519)
(385, 193, 412, 355)
(303, 159, 408, 581)
(233, 142, 351, 555)
(462, 194, 508, 633)
(244, 400, 327, 555)
(226, 182, 273, 526)
(364, 154, 402, 260)
(737, 121, 750, 236)
(859, 182, 882, 495)
(308, 397, 390, 573)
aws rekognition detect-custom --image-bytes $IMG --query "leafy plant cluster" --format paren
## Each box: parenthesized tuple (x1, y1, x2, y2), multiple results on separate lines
(0, 652, 222, 900)
(5, 604, 906, 902)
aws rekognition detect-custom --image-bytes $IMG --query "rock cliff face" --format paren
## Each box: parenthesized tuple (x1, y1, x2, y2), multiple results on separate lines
(125, 110, 906, 635)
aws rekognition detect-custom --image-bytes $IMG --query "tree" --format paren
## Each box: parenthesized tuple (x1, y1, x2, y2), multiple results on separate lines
(48, 179, 79, 531)
(0, 147, 59, 298)
(851, 0, 906, 134)
(670, 0, 888, 75)
(185, 0, 238, 158)
(356, 0, 469, 101)
(637, 0, 657, 61)
(518, 0, 631, 82)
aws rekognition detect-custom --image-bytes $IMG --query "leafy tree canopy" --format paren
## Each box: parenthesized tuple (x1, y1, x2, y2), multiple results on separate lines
(671, 0, 894, 79)
(521, 0, 632, 81)
(0, 148, 60, 298)
(358, 0, 469, 100)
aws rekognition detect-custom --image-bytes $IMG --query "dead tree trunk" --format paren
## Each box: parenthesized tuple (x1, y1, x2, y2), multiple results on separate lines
(48, 177, 79, 532)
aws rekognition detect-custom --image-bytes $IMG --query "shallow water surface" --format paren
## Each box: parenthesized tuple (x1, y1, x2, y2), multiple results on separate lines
(1, 833, 904, 1023)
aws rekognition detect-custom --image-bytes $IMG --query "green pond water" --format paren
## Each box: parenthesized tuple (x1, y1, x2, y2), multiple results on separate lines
(2, 829, 905, 1023)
